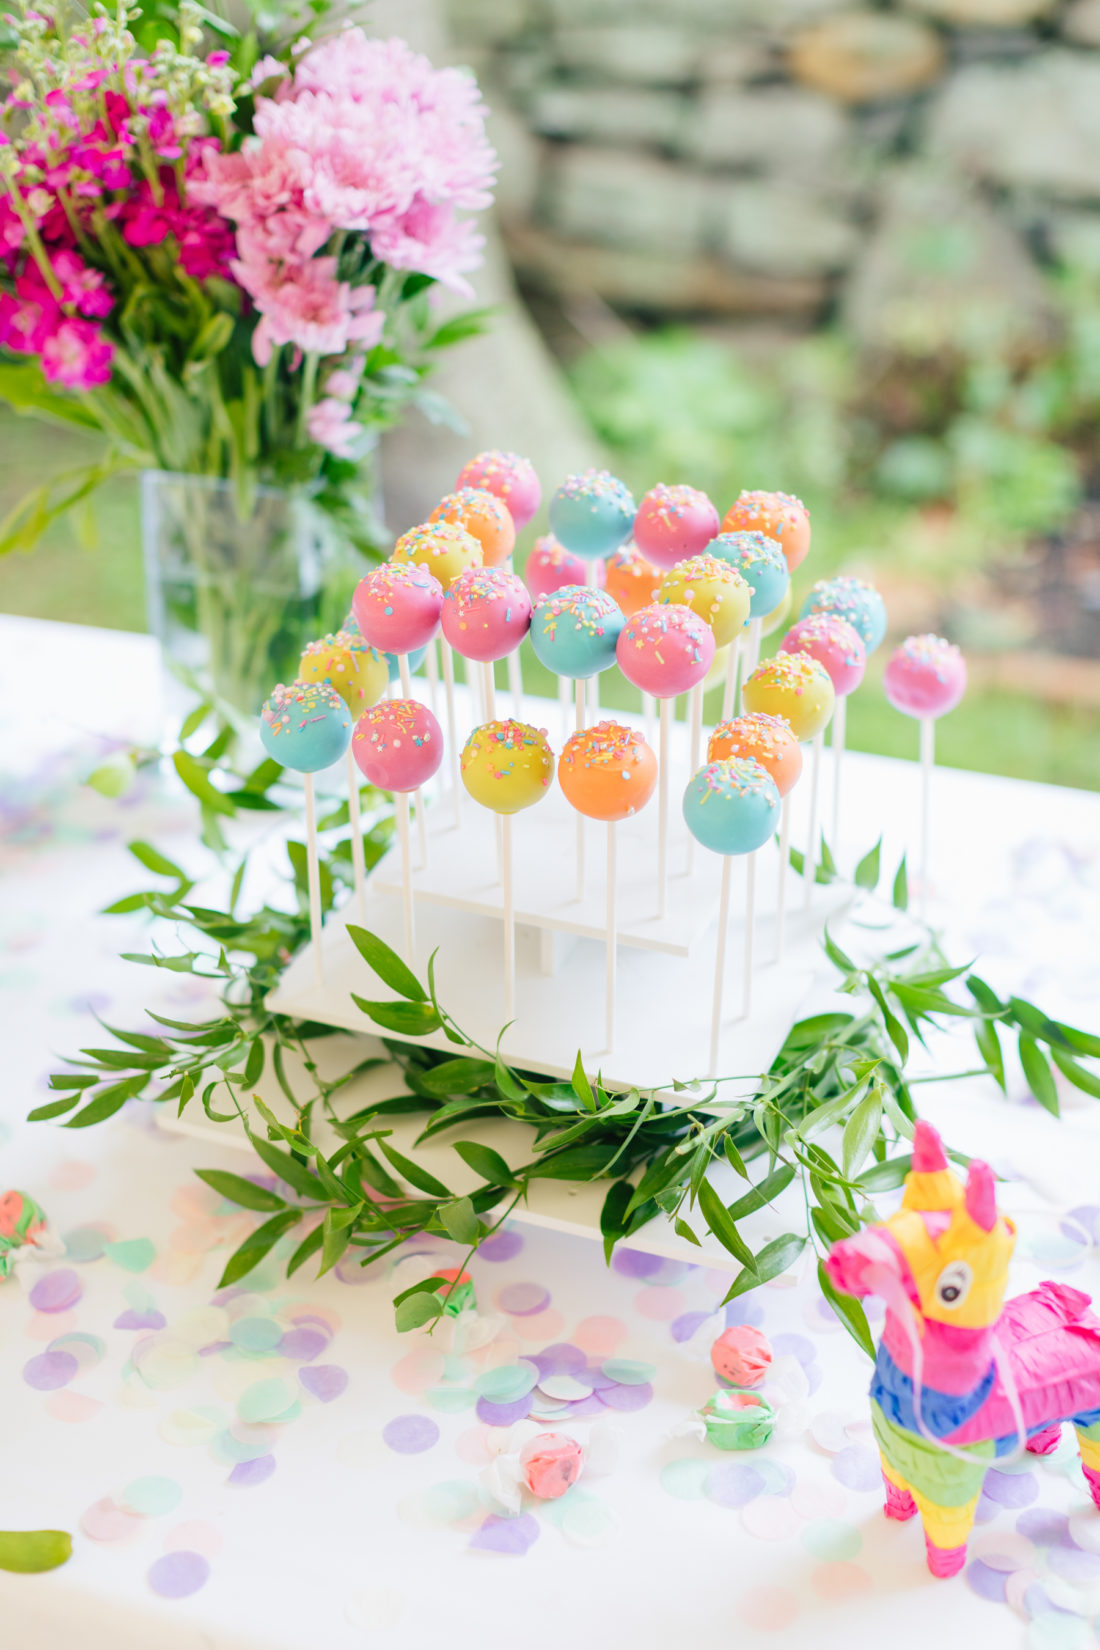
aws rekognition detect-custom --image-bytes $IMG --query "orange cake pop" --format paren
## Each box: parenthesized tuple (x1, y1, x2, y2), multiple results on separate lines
(707, 713, 802, 798)
(430, 487, 516, 567)
(721, 491, 810, 573)
(604, 545, 662, 616)
(558, 720, 657, 822)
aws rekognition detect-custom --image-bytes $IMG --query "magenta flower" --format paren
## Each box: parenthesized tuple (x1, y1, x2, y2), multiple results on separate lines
(40, 317, 113, 388)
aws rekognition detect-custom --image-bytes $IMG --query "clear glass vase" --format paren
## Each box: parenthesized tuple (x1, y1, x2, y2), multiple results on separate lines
(141, 470, 364, 719)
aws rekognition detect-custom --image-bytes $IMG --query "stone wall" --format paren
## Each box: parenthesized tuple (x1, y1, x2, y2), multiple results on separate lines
(446, 0, 1100, 344)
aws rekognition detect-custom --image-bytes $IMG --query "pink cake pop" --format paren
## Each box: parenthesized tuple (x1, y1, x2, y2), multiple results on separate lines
(524, 533, 599, 600)
(352, 699, 443, 791)
(441, 566, 532, 663)
(456, 450, 541, 531)
(884, 634, 967, 718)
(616, 602, 715, 697)
(633, 483, 721, 571)
(780, 612, 866, 697)
(351, 562, 443, 656)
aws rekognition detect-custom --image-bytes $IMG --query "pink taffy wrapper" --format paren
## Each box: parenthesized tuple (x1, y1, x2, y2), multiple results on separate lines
(519, 1432, 584, 1500)
(710, 1324, 773, 1388)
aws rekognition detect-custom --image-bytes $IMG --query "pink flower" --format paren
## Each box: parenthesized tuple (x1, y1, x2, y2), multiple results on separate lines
(370, 195, 484, 296)
(306, 395, 364, 458)
(324, 364, 361, 400)
(40, 317, 113, 388)
(50, 249, 113, 318)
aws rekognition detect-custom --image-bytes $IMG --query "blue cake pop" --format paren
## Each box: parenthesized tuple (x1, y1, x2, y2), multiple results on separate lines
(548, 470, 636, 561)
(800, 576, 887, 655)
(530, 586, 624, 679)
(259, 680, 351, 772)
(706, 531, 789, 621)
(683, 757, 780, 856)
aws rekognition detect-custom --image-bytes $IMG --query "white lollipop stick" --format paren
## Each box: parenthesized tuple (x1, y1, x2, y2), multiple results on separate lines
(425, 637, 440, 720)
(657, 695, 671, 919)
(303, 773, 324, 989)
(575, 680, 586, 901)
(398, 654, 412, 697)
(642, 691, 656, 743)
(748, 616, 762, 682)
(920, 716, 934, 919)
(440, 638, 461, 827)
(685, 682, 703, 875)
(605, 820, 617, 1053)
(742, 851, 756, 1019)
(558, 675, 571, 743)
(803, 730, 823, 910)
(831, 693, 847, 849)
(722, 633, 741, 722)
(398, 653, 428, 869)
(775, 792, 791, 964)
(585, 561, 598, 589)
(502, 813, 515, 1023)
(589, 672, 600, 722)
(507, 646, 523, 720)
(709, 853, 732, 1078)
(345, 746, 367, 924)
(397, 790, 415, 965)
(483, 660, 496, 722)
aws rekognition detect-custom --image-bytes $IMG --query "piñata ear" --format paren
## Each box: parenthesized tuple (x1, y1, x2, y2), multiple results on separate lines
(911, 1121, 948, 1174)
(964, 1161, 998, 1232)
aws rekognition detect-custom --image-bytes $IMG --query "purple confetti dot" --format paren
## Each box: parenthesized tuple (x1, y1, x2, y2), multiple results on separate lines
(831, 1445, 881, 1493)
(279, 1328, 329, 1361)
(469, 1513, 539, 1555)
(199, 1341, 232, 1358)
(671, 1311, 711, 1343)
(974, 1493, 1000, 1525)
(148, 1551, 210, 1599)
(478, 1230, 524, 1262)
(1024, 1583, 1064, 1617)
(1065, 1206, 1100, 1243)
(597, 1381, 653, 1413)
(724, 1297, 763, 1328)
(707, 1464, 765, 1507)
(1048, 1546, 1100, 1584)
(23, 1350, 78, 1391)
(771, 1333, 817, 1367)
(528, 1343, 586, 1378)
(114, 1309, 166, 1331)
(761, 1462, 795, 1496)
(1017, 1509, 1072, 1547)
(29, 1269, 82, 1313)
(803, 1363, 824, 1397)
(497, 1282, 550, 1316)
(298, 1364, 348, 1403)
(966, 1560, 1008, 1602)
(383, 1414, 440, 1454)
(229, 1454, 277, 1488)
(561, 1393, 608, 1419)
(334, 1254, 374, 1286)
(582, 1366, 617, 1391)
(982, 1469, 1038, 1509)
(612, 1249, 665, 1280)
(476, 1393, 533, 1427)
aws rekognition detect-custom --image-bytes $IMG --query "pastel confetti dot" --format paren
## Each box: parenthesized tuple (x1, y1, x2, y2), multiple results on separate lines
(538, 1375, 594, 1403)
(671, 1310, 711, 1343)
(122, 1477, 183, 1518)
(634, 1286, 684, 1322)
(983, 1469, 1039, 1508)
(299, 1364, 348, 1403)
(1067, 1513, 1100, 1553)
(229, 1454, 277, 1487)
(811, 1561, 873, 1600)
(421, 1481, 481, 1525)
(572, 1316, 627, 1356)
(739, 1585, 800, 1631)
(148, 1550, 210, 1599)
(46, 1391, 103, 1423)
(529, 1343, 586, 1378)
(425, 1387, 478, 1414)
(496, 1282, 550, 1316)
(790, 1480, 847, 1521)
(106, 1239, 156, 1272)
(476, 1393, 533, 1427)
(28, 1270, 82, 1313)
(967, 1559, 1011, 1601)
(47, 1332, 104, 1374)
(131, 1337, 198, 1391)
(23, 1350, 78, 1391)
(830, 1444, 881, 1492)
(597, 1381, 653, 1413)
(724, 1297, 764, 1327)
(164, 1522, 222, 1559)
(80, 1498, 143, 1543)
(383, 1414, 440, 1455)
(756, 1460, 796, 1496)
(114, 1309, 167, 1331)
(345, 1587, 405, 1631)
(230, 1316, 283, 1354)
(1027, 1619, 1092, 1650)
(391, 1347, 446, 1395)
(741, 1497, 802, 1540)
(601, 1359, 656, 1386)
(707, 1464, 766, 1508)
(469, 1513, 539, 1555)
(279, 1327, 329, 1361)
(1047, 1546, 1100, 1584)
(473, 1363, 539, 1404)
(771, 1332, 817, 1366)
(159, 1406, 224, 1447)
(513, 1307, 567, 1343)
(1017, 1510, 1071, 1547)
(561, 1496, 618, 1547)
(49, 1160, 96, 1191)
(660, 1459, 711, 1500)
(612, 1249, 665, 1279)
(477, 1230, 524, 1261)
(801, 1519, 863, 1562)
(237, 1378, 295, 1424)
(63, 1225, 111, 1262)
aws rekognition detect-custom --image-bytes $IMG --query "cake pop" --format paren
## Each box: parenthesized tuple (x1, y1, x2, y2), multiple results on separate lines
(430, 487, 516, 568)
(529, 587, 624, 680)
(392, 521, 482, 591)
(616, 603, 715, 699)
(780, 613, 866, 698)
(352, 699, 443, 793)
(707, 532, 789, 621)
(603, 545, 662, 616)
(800, 575, 887, 655)
(352, 562, 443, 656)
(259, 680, 351, 773)
(442, 566, 532, 664)
(456, 450, 541, 531)
(722, 490, 811, 573)
(549, 470, 636, 561)
(709, 712, 803, 963)
(633, 483, 721, 571)
(657, 554, 751, 650)
(742, 653, 834, 742)
(299, 630, 389, 717)
(524, 534, 593, 601)
(884, 635, 967, 918)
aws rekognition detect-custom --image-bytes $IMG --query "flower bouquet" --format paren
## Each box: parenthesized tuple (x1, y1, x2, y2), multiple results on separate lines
(0, 1, 497, 710)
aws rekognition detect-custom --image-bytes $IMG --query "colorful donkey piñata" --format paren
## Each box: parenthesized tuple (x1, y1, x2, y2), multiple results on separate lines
(826, 1121, 1100, 1578)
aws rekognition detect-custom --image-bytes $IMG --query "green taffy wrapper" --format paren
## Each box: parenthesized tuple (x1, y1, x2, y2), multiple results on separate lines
(700, 1387, 776, 1451)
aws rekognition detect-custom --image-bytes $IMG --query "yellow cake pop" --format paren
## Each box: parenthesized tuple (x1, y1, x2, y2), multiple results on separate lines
(300, 629, 388, 716)
(742, 652, 834, 741)
(657, 553, 752, 648)
(461, 720, 554, 814)
(392, 521, 482, 591)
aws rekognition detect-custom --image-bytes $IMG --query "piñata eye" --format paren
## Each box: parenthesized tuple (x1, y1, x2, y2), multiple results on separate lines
(934, 1260, 973, 1308)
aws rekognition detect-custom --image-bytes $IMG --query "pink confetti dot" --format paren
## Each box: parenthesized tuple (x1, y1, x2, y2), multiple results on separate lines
(633, 1286, 683, 1322)
(513, 1308, 566, 1343)
(496, 1282, 551, 1316)
(391, 1347, 445, 1395)
(80, 1498, 143, 1544)
(46, 1391, 103, 1423)
(741, 1498, 803, 1541)
(165, 1522, 222, 1559)
(49, 1160, 96, 1191)
(811, 1561, 873, 1600)
(148, 1550, 210, 1599)
(29, 1269, 82, 1313)
(455, 1426, 493, 1466)
(478, 1230, 524, 1262)
(25, 1309, 76, 1342)
(572, 1317, 627, 1356)
(739, 1586, 800, 1631)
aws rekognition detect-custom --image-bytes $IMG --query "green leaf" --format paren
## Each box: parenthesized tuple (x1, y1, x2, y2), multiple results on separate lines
(172, 749, 236, 816)
(854, 839, 881, 890)
(571, 1050, 596, 1112)
(440, 1195, 480, 1246)
(194, 1169, 288, 1212)
(723, 1137, 749, 1180)
(1050, 1045, 1100, 1099)
(722, 1233, 806, 1303)
(245, 1131, 322, 1199)
(674, 1217, 702, 1247)
(86, 753, 135, 798)
(1019, 1033, 1059, 1117)
(857, 1154, 912, 1191)
(216, 1210, 300, 1288)
(1056, 1023, 1100, 1059)
(697, 1179, 757, 1271)
(724, 1164, 796, 1222)
(28, 1093, 83, 1122)
(351, 996, 442, 1037)
(817, 1260, 876, 1358)
(842, 1088, 882, 1177)
(395, 1290, 443, 1332)
(418, 1058, 495, 1095)
(319, 1208, 352, 1276)
(346, 924, 428, 1002)
(0, 1530, 72, 1573)
(377, 1139, 452, 1198)
(64, 1076, 146, 1127)
(286, 1222, 325, 1278)
(892, 855, 908, 911)
(46, 1073, 99, 1090)
(867, 976, 909, 1063)
(128, 840, 186, 881)
(823, 927, 857, 976)
(492, 1052, 528, 1102)
(966, 973, 1005, 1015)
(974, 1016, 1005, 1091)
(453, 1140, 515, 1186)
(599, 1179, 635, 1263)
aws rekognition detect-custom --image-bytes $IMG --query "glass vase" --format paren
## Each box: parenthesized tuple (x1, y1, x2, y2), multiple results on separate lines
(141, 470, 364, 719)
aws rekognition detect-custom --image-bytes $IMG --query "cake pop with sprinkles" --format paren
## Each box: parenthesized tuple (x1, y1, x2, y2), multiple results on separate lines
(530, 586, 624, 680)
(259, 680, 351, 772)
(800, 575, 887, 655)
(430, 487, 516, 568)
(616, 602, 715, 698)
(722, 490, 810, 573)
(604, 544, 662, 616)
(352, 561, 442, 656)
(442, 566, 532, 663)
(884, 634, 967, 719)
(780, 612, 866, 698)
(683, 757, 781, 855)
(558, 721, 658, 822)
(456, 450, 541, 531)
(299, 630, 389, 716)
(549, 470, 636, 561)
(707, 531, 789, 620)
(461, 720, 555, 814)
(658, 553, 752, 648)
(742, 652, 834, 741)
(633, 483, 721, 571)
(524, 534, 593, 601)
(708, 713, 802, 798)
(352, 699, 443, 792)
(392, 520, 482, 590)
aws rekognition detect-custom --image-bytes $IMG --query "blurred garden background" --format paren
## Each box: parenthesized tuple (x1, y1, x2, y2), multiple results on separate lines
(2, 0, 1099, 787)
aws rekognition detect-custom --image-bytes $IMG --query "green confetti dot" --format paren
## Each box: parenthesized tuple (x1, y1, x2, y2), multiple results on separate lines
(441, 1354, 470, 1386)
(121, 1476, 183, 1518)
(210, 1429, 270, 1465)
(237, 1378, 294, 1424)
(424, 1387, 477, 1414)
(420, 1481, 480, 1524)
(230, 1317, 283, 1354)
(105, 1239, 156, 1272)
(659, 1459, 711, 1501)
(601, 1359, 656, 1386)
(801, 1519, 863, 1562)
(472, 1363, 538, 1403)
(1027, 1617, 1091, 1650)
(562, 1496, 616, 1546)
(540, 1486, 592, 1529)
